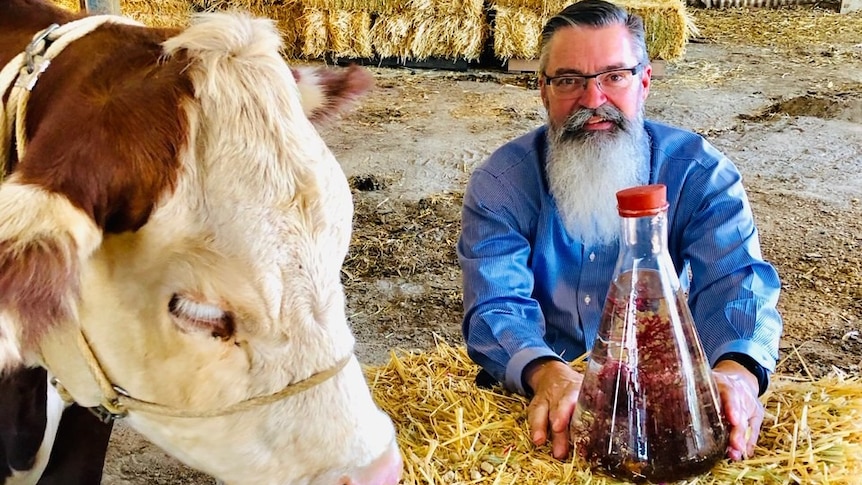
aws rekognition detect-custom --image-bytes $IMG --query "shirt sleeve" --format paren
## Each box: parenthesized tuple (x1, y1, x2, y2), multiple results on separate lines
(457, 162, 560, 395)
(670, 151, 783, 379)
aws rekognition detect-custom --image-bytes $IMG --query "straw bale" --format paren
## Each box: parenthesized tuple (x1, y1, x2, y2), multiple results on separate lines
(367, 341, 862, 484)
(52, 0, 305, 58)
(121, 0, 192, 27)
(406, 15, 487, 60)
(51, 0, 80, 12)
(491, 0, 694, 61)
(50, 0, 192, 26)
(492, 5, 543, 61)
(689, 0, 816, 7)
(405, 0, 485, 16)
(370, 14, 416, 59)
(325, 10, 373, 59)
(50, 0, 190, 25)
(302, 0, 398, 14)
(300, 8, 329, 58)
(492, 0, 568, 16)
(301, 0, 483, 15)
(247, 1, 305, 59)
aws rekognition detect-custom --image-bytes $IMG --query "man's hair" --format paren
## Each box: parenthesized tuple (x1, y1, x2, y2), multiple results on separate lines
(538, 0, 648, 74)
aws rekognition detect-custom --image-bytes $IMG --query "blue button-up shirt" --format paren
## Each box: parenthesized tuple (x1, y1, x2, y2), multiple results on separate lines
(457, 120, 783, 395)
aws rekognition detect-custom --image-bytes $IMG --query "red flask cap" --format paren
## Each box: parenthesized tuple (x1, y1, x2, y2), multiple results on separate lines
(616, 184, 669, 217)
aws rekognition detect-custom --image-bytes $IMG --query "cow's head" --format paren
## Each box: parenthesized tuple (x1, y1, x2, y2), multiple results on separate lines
(0, 10, 400, 485)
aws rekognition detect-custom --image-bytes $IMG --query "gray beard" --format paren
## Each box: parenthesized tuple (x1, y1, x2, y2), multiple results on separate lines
(546, 106, 650, 247)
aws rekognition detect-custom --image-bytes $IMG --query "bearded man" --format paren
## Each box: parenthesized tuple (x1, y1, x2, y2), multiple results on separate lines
(457, 0, 783, 463)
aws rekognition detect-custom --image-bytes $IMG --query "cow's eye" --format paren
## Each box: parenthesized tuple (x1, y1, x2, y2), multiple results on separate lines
(169, 294, 235, 340)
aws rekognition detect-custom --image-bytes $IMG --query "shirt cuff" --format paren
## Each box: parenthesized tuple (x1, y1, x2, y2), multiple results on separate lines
(711, 341, 775, 396)
(712, 340, 776, 373)
(506, 347, 565, 396)
(716, 352, 769, 396)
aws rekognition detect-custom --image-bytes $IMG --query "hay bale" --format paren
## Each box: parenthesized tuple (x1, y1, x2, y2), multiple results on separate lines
(120, 0, 193, 26)
(300, 8, 329, 58)
(491, 0, 694, 61)
(372, 4, 487, 61)
(687, 0, 817, 7)
(302, 0, 483, 15)
(369, 13, 415, 59)
(367, 341, 862, 484)
(329, 9, 373, 59)
(51, 1, 302, 56)
(407, 15, 487, 60)
(51, 0, 80, 12)
(493, 5, 544, 61)
(51, 0, 198, 27)
(301, 0, 486, 61)
(247, 1, 305, 60)
(407, 0, 485, 16)
(303, 0, 398, 14)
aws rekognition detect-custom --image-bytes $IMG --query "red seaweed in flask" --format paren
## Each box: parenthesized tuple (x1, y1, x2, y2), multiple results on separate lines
(570, 184, 729, 483)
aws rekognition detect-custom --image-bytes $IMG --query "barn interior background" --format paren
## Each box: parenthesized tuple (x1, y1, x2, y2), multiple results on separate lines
(53, 0, 862, 483)
(61, 0, 719, 66)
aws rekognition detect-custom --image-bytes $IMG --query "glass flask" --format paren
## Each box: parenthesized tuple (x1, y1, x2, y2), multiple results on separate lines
(570, 184, 729, 483)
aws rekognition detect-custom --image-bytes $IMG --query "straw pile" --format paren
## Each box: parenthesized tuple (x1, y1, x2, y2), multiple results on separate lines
(491, 0, 695, 61)
(366, 340, 862, 484)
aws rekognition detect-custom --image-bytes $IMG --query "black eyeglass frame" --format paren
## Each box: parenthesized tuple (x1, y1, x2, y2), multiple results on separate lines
(542, 63, 645, 89)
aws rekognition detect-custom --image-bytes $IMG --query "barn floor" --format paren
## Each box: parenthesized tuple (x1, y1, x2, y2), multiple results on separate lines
(101, 6, 862, 484)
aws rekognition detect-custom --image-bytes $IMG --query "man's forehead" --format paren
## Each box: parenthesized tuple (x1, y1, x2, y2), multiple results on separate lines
(545, 24, 639, 74)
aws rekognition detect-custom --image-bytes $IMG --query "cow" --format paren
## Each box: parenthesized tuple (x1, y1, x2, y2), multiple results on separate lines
(0, 0, 403, 484)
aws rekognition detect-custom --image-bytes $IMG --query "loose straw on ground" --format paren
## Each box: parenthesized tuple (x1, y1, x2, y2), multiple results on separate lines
(367, 340, 862, 484)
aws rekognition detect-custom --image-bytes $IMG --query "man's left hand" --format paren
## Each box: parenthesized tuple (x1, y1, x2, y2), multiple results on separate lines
(712, 360, 764, 461)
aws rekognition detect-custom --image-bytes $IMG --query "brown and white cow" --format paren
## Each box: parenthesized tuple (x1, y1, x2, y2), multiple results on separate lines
(0, 1, 402, 484)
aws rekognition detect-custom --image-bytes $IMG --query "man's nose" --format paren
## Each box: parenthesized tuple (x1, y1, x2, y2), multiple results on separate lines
(578, 78, 607, 110)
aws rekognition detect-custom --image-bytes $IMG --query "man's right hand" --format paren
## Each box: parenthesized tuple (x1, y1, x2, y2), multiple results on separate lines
(524, 359, 584, 459)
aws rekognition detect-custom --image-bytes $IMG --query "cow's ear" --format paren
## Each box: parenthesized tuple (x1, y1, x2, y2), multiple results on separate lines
(0, 180, 102, 372)
(291, 64, 374, 125)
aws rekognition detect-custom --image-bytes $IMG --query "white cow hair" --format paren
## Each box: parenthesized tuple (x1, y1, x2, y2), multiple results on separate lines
(0, 181, 102, 372)
(292, 66, 327, 118)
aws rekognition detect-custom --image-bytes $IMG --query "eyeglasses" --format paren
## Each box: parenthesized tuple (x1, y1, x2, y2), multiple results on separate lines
(542, 64, 644, 98)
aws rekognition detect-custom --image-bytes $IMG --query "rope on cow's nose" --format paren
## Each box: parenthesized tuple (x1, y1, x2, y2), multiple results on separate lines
(74, 328, 353, 419)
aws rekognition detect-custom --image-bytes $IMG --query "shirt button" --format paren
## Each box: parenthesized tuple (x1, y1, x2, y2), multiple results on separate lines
(584, 295, 591, 305)
(589, 252, 596, 262)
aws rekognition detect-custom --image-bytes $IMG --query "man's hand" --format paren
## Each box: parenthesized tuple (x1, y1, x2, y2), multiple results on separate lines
(524, 359, 583, 459)
(712, 360, 764, 461)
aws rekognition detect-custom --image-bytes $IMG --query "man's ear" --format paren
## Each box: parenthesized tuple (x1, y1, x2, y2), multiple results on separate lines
(0, 180, 103, 372)
(640, 63, 652, 101)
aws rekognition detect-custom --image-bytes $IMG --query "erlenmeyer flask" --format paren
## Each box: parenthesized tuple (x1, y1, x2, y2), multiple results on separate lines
(570, 184, 729, 483)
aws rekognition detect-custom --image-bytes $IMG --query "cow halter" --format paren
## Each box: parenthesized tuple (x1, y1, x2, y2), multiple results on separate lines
(51, 330, 353, 422)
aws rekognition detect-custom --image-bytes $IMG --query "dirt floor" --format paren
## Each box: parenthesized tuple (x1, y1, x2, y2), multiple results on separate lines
(99, 5, 862, 484)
